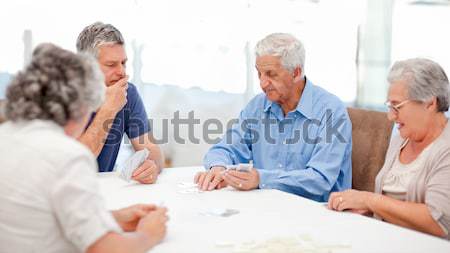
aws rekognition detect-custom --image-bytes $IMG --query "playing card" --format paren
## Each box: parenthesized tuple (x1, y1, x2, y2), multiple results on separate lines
(178, 188, 203, 194)
(198, 208, 240, 217)
(177, 182, 199, 188)
(237, 163, 253, 172)
(225, 163, 253, 172)
(119, 148, 150, 182)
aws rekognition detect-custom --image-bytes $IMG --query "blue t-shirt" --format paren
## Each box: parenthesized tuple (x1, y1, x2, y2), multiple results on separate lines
(87, 83, 151, 172)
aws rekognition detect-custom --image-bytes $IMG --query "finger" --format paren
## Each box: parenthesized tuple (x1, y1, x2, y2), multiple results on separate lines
(139, 204, 157, 213)
(196, 173, 206, 188)
(133, 167, 153, 181)
(350, 209, 366, 215)
(136, 160, 159, 180)
(332, 196, 342, 211)
(216, 180, 228, 189)
(227, 170, 251, 180)
(156, 207, 168, 215)
(208, 174, 223, 191)
(223, 172, 244, 190)
(137, 174, 155, 184)
(134, 208, 147, 218)
(328, 193, 338, 209)
(144, 161, 158, 175)
(201, 172, 214, 191)
(337, 200, 347, 211)
(133, 160, 158, 177)
(132, 160, 152, 177)
(117, 75, 129, 86)
(194, 172, 201, 183)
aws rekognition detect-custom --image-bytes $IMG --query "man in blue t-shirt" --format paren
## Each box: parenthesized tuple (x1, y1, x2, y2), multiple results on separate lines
(76, 22, 164, 184)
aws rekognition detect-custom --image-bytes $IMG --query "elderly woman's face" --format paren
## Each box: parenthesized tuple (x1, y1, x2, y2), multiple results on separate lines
(387, 80, 429, 141)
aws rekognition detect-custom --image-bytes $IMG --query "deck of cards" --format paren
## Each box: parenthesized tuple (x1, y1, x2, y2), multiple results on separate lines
(225, 163, 253, 172)
(119, 148, 150, 182)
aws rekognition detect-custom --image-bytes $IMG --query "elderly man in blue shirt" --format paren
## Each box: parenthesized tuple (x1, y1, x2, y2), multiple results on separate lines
(195, 33, 352, 202)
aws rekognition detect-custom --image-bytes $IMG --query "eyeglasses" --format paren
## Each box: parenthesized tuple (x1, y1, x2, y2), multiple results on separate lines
(384, 99, 411, 114)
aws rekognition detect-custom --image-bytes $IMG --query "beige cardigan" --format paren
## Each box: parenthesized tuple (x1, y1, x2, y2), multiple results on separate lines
(375, 121, 450, 239)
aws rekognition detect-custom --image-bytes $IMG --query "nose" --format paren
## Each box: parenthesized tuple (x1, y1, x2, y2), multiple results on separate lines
(115, 64, 126, 77)
(387, 110, 396, 122)
(259, 75, 271, 89)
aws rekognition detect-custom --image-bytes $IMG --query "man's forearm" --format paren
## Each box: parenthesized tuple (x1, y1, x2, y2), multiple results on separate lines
(78, 106, 117, 157)
(147, 143, 165, 172)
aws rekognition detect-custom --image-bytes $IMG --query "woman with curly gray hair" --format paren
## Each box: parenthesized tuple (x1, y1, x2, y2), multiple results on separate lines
(0, 43, 167, 253)
(328, 58, 450, 239)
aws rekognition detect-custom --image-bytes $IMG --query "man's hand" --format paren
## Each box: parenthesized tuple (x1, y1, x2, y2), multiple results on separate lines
(194, 166, 227, 191)
(104, 76, 129, 115)
(112, 204, 156, 232)
(132, 159, 159, 184)
(222, 168, 260, 191)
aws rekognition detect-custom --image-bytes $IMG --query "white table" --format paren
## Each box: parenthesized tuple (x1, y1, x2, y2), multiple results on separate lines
(98, 167, 450, 253)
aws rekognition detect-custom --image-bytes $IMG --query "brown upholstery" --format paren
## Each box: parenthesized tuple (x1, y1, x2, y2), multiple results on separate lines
(0, 99, 6, 124)
(347, 107, 393, 192)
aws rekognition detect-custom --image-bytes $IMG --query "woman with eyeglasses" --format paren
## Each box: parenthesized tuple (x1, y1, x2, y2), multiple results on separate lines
(328, 58, 450, 239)
(0, 43, 168, 252)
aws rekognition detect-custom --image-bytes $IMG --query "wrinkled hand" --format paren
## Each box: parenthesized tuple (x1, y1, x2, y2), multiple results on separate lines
(132, 159, 159, 184)
(104, 76, 128, 115)
(194, 166, 227, 191)
(112, 204, 156, 232)
(328, 189, 375, 214)
(136, 207, 169, 248)
(222, 168, 260, 191)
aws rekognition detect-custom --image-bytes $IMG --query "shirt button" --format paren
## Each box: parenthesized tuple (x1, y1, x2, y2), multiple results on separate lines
(278, 163, 283, 168)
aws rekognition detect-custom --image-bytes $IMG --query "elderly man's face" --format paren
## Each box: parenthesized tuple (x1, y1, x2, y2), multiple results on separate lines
(256, 55, 295, 105)
(97, 44, 127, 86)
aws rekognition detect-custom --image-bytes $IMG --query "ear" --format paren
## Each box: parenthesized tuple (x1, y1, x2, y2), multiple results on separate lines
(292, 67, 302, 81)
(427, 97, 439, 112)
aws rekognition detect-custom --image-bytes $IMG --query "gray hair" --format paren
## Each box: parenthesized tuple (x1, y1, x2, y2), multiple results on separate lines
(255, 33, 306, 78)
(5, 43, 105, 126)
(76, 22, 124, 56)
(387, 58, 449, 112)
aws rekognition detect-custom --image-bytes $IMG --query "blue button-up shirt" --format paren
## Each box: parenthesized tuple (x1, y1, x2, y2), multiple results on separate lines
(203, 78, 352, 202)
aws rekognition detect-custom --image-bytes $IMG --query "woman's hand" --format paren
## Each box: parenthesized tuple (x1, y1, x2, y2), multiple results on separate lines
(136, 207, 169, 247)
(328, 189, 376, 214)
(112, 204, 157, 232)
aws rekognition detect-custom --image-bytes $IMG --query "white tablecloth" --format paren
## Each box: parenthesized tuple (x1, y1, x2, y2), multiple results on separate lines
(98, 166, 450, 253)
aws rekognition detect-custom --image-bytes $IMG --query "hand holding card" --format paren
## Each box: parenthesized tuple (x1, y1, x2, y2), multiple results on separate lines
(225, 163, 253, 172)
(119, 148, 150, 182)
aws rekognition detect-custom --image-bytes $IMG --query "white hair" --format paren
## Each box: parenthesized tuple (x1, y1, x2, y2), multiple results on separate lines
(255, 33, 306, 78)
(76, 22, 125, 56)
(387, 58, 449, 112)
(5, 43, 105, 126)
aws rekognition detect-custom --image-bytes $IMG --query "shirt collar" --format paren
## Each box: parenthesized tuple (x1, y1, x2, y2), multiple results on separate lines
(263, 77, 314, 120)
